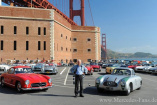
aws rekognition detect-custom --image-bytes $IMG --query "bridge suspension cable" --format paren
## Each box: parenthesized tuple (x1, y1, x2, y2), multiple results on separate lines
(87, 0, 95, 26)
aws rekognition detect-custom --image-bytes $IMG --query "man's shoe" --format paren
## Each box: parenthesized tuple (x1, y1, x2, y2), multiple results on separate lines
(75, 94, 78, 98)
(80, 94, 84, 97)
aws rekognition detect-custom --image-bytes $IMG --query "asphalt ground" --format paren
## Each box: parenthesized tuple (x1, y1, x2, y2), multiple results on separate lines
(0, 67, 157, 105)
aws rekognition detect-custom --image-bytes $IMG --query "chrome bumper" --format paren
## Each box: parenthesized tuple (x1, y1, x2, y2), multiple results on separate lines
(96, 83, 127, 91)
(21, 86, 52, 90)
(93, 69, 100, 71)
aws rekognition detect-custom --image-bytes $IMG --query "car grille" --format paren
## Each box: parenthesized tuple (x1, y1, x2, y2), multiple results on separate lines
(45, 70, 52, 72)
(103, 81, 117, 87)
(149, 70, 154, 72)
(31, 83, 46, 87)
(152, 70, 156, 73)
(137, 69, 143, 71)
(33, 68, 41, 71)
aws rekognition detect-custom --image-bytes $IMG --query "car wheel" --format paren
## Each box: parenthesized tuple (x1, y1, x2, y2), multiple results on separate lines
(1, 77, 5, 87)
(137, 81, 142, 90)
(124, 83, 132, 96)
(91, 72, 93, 75)
(97, 86, 103, 93)
(99, 69, 101, 72)
(16, 82, 22, 93)
(43, 88, 48, 91)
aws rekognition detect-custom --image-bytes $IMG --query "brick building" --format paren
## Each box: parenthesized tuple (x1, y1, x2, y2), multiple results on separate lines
(0, 6, 101, 63)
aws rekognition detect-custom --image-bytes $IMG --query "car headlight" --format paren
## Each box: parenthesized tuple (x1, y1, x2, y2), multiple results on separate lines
(25, 80, 30, 85)
(121, 80, 125, 86)
(96, 78, 100, 83)
(48, 78, 52, 83)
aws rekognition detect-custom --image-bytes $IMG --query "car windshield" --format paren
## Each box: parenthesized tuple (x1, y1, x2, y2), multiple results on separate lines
(15, 68, 33, 73)
(112, 64, 120, 67)
(143, 64, 152, 66)
(91, 63, 98, 65)
(86, 64, 90, 66)
(108, 64, 113, 67)
(111, 69, 131, 76)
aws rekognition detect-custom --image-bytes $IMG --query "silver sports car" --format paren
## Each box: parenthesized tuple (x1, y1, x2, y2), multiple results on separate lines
(42, 66, 58, 74)
(95, 68, 142, 95)
(33, 63, 58, 74)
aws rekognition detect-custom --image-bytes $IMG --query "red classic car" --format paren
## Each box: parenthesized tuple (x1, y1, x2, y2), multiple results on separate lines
(85, 64, 94, 75)
(57, 63, 61, 67)
(128, 64, 142, 70)
(0, 66, 52, 92)
(90, 63, 101, 72)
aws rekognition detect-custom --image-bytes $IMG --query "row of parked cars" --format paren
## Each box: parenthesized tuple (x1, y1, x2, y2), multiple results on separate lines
(84, 63, 102, 75)
(0, 63, 59, 75)
(100, 62, 157, 74)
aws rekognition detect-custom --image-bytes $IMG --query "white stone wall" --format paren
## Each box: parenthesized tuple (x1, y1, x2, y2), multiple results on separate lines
(0, 0, 2, 6)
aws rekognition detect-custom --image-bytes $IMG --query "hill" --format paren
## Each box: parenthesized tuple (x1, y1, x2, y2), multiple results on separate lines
(106, 50, 157, 59)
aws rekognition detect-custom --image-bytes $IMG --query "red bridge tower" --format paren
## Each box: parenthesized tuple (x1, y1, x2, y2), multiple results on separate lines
(102, 34, 107, 60)
(70, 0, 85, 26)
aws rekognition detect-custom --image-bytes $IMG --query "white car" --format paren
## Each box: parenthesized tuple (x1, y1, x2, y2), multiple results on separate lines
(95, 68, 142, 96)
(0, 64, 12, 72)
(135, 64, 154, 72)
(24, 63, 36, 70)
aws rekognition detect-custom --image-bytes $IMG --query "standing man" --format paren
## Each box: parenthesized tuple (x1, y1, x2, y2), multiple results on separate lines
(71, 59, 88, 97)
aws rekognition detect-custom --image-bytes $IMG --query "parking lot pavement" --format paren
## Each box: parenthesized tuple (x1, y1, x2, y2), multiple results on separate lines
(0, 67, 157, 105)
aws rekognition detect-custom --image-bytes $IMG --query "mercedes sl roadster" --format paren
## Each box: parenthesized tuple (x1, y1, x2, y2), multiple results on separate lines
(0, 66, 52, 92)
(135, 64, 154, 72)
(90, 63, 101, 72)
(85, 64, 94, 75)
(95, 68, 142, 95)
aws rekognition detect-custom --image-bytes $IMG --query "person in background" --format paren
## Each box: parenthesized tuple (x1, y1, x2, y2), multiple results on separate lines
(70, 59, 88, 98)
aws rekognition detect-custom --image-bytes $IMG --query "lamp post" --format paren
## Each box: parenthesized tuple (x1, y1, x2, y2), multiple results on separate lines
(31, 0, 32, 8)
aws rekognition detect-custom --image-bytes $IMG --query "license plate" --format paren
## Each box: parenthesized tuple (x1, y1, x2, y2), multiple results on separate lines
(46, 72, 50, 73)
(106, 87, 109, 90)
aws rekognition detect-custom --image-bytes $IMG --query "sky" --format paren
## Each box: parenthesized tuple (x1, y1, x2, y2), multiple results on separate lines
(1, 0, 157, 54)
(89, 0, 157, 54)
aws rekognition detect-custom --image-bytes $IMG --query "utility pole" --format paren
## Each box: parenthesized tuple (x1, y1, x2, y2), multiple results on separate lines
(102, 34, 107, 60)
(31, 0, 32, 8)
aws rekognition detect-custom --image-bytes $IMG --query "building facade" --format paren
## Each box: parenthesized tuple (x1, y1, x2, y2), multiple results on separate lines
(0, 6, 101, 63)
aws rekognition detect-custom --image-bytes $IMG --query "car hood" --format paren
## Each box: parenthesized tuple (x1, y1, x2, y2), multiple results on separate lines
(136, 66, 151, 69)
(85, 66, 91, 70)
(102, 75, 129, 83)
(15, 73, 48, 82)
(91, 65, 99, 68)
(128, 65, 135, 68)
(107, 67, 117, 69)
(44, 67, 55, 70)
(149, 67, 157, 70)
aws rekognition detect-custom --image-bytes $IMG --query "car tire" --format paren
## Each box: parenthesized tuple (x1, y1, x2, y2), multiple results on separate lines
(43, 88, 48, 91)
(97, 86, 103, 93)
(124, 83, 132, 96)
(137, 81, 142, 90)
(1, 77, 5, 87)
(16, 82, 22, 93)
(91, 72, 93, 75)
